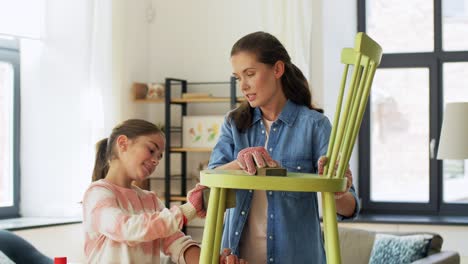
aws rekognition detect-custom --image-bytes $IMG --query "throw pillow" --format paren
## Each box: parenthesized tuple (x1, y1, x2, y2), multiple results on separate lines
(368, 234, 431, 264)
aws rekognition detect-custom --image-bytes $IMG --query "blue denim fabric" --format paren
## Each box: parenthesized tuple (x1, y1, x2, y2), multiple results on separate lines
(208, 100, 360, 263)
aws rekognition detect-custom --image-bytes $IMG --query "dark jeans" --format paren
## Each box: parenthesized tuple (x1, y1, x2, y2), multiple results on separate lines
(0, 230, 53, 264)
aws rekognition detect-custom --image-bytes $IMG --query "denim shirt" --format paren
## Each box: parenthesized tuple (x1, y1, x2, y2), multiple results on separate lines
(208, 100, 360, 264)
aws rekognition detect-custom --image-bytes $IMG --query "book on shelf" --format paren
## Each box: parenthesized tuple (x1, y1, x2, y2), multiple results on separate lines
(182, 93, 212, 99)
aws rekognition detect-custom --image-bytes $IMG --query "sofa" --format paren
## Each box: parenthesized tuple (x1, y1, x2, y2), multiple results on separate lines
(161, 227, 460, 264)
(338, 227, 460, 264)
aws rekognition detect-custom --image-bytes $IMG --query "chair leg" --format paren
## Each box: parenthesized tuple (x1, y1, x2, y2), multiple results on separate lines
(322, 192, 341, 264)
(211, 188, 227, 264)
(200, 187, 220, 263)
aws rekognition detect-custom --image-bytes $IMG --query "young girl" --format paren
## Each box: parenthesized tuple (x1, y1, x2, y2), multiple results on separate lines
(207, 32, 359, 263)
(82, 119, 205, 264)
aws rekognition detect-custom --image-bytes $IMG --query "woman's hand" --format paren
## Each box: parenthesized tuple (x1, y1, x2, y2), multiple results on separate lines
(236, 146, 278, 175)
(220, 248, 248, 264)
(317, 156, 353, 199)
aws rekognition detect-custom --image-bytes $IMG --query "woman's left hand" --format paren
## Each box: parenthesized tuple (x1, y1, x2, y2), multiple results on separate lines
(317, 156, 353, 199)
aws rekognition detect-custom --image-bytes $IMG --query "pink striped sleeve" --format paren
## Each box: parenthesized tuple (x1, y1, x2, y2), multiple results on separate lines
(83, 185, 185, 243)
(161, 229, 200, 263)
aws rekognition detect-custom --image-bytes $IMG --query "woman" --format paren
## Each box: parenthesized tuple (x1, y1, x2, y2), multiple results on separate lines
(208, 31, 359, 263)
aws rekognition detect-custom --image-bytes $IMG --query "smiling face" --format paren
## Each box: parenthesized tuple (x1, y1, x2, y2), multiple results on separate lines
(118, 133, 165, 182)
(231, 51, 286, 110)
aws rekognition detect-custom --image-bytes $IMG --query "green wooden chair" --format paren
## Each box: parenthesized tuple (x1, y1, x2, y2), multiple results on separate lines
(199, 32, 382, 264)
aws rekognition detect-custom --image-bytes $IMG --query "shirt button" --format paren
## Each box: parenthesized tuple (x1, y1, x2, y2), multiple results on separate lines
(269, 235, 273, 240)
(262, 130, 265, 134)
(235, 231, 239, 235)
(273, 128, 276, 131)
(297, 166, 301, 170)
(270, 257, 274, 262)
(241, 211, 246, 215)
(270, 214, 274, 219)
(268, 191, 273, 195)
(249, 190, 253, 193)
(269, 148, 272, 152)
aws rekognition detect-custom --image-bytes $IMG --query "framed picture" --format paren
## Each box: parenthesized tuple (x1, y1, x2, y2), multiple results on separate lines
(183, 115, 225, 148)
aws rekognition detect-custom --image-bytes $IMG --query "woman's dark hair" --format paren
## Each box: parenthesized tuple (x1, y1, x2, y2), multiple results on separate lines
(229, 31, 323, 132)
(91, 119, 164, 182)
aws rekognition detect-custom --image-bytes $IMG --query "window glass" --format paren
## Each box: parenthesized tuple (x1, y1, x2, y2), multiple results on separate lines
(443, 0, 468, 51)
(370, 68, 430, 202)
(366, 0, 434, 53)
(442, 62, 468, 203)
(0, 62, 14, 207)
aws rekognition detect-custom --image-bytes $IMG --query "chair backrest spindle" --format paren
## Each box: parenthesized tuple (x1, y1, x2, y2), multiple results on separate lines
(323, 33, 382, 183)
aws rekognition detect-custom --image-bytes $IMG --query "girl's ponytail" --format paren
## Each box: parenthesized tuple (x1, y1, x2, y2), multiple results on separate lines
(92, 138, 109, 182)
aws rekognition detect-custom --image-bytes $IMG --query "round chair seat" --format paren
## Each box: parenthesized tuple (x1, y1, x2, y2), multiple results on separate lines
(200, 169, 347, 193)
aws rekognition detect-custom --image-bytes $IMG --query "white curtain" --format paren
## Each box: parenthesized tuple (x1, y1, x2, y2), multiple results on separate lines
(0, 0, 44, 39)
(260, 0, 313, 81)
(18, 0, 116, 217)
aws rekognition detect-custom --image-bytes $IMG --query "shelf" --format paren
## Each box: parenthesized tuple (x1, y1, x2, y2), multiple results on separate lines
(148, 175, 183, 180)
(171, 147, 213, 152)
(171, 97, 244, 104)
(171, 196, 187, 202)
(133, 97, 244, 104)
(134, 98, 164, 103)
(162, 77, 238, 208)
(160, 195, 187, 202)
(172, 97, 229, 103)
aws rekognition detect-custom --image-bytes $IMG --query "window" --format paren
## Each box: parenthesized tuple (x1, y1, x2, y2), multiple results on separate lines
(0, 37, 20, 218)
(358, 0, 468, 216)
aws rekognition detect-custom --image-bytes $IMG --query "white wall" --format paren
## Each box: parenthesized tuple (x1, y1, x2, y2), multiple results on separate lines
(147, 1, 262, 83)
(144, 0, 266, 182)
(113, 0, 152, 121)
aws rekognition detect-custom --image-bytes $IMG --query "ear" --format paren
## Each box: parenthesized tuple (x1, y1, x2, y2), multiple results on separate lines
(116, 135, 129, 152)
(273, 60, 285, 79)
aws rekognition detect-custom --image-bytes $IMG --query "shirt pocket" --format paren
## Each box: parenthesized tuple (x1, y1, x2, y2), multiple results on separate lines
(280, 158, 315, 199)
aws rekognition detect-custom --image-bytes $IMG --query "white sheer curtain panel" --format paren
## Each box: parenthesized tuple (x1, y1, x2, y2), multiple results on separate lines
(0, 0, 44, 39)
(260, 0, 313, 81)
(19, 0, 115, 217)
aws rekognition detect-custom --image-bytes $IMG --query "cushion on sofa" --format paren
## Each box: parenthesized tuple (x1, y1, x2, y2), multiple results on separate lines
(426, 234, 442, 255)
(338, 227, 376, 264)
(369, 234, 432, 264)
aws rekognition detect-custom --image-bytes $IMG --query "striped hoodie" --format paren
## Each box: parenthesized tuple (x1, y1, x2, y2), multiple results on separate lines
(83, 179, 199, 264)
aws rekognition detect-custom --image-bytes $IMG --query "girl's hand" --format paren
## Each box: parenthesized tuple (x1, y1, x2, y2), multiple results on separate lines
(236, 146, 277, 175)
(187, 183, 207, 218)
(183, 246, 200, 264)
(220, 248, 248, 264)
(317, 156, 353, 199)
(180, 184, 207, 224)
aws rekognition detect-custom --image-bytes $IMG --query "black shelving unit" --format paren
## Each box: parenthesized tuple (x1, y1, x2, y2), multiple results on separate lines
(163, 77, 238, 208)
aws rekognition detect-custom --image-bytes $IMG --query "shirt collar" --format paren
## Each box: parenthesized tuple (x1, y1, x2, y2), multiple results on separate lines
(252, 99, 299, 127)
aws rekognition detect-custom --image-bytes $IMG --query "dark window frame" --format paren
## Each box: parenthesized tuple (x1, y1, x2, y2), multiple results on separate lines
(0, 37, 20, 219)
(358, 0, 468, 216)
